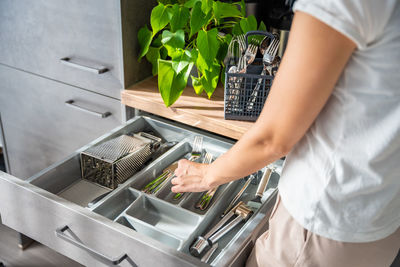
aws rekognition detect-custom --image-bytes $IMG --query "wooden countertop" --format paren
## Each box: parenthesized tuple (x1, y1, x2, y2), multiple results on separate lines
(121, 77, 254, 140)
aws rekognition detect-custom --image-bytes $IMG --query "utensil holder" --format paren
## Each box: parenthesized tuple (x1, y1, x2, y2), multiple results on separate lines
(224, 31, 276, 122)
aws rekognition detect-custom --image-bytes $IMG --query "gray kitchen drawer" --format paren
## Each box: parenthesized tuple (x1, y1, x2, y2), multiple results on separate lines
(0, 0, 154, 99)
(0, 64, 122, 179)
(0, 116, 281, 266)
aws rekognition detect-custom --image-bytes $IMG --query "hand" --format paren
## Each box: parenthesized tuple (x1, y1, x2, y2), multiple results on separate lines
(171, 159, 212, 193)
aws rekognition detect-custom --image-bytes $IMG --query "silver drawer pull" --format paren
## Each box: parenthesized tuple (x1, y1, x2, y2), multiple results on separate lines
(55, 226, 131, 266)
(60, 57, 109, 74)
(65, 100, 111, 118)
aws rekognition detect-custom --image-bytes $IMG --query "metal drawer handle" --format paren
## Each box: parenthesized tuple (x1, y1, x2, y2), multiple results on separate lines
(65, 100, 111, 118)
(55, 225, 130, 266)
(60, 57, 109, 74)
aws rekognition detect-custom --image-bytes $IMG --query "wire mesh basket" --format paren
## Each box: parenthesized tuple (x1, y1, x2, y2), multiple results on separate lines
(224, 31, 276, 122)
(224, 62, 273, 121)
(80, 132, 161, 189)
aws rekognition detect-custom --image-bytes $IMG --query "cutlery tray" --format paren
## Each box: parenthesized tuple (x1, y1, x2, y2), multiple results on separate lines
(92, 139, 281, 261)
(92, 140, 240, 252)
(6, 116, 281, 266)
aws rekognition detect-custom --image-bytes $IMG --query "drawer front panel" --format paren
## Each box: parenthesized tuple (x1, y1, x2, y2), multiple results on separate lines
(0, 0, 123, 98)
(0, 65, 121, 179)
(0, 172, 203, 267)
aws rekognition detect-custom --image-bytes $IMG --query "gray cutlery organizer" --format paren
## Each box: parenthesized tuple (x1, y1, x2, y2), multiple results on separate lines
(91, 139, 280, 261)
(36, 117, 281, 264)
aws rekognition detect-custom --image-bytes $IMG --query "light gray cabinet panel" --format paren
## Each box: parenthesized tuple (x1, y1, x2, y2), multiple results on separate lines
(0, 0, 154, 99)
(0, 64, 122, 179)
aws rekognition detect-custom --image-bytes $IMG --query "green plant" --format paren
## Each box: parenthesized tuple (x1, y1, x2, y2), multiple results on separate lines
(138, 0, 266, 107)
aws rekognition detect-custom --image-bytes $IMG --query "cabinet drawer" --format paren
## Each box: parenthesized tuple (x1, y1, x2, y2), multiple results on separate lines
(0, 0, 123, 98)
(0, 116, 281, 266)
(0, 64, 122, 179)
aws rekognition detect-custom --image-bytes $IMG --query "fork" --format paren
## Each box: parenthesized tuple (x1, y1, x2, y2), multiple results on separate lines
(227, 41, 259, 112)
(224, 34, 246, 67)
(188, 136, 203, 161)
(247, 35, 280, 111)
(240, 41, 258, 73)
(173, 136, 204, 199)
(263, 34, 280, 65)
(195, 153, 217, 210)
(143, 136, 203, 195)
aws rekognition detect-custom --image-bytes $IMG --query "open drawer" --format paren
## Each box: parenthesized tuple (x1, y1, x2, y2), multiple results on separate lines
(0, 116, 282, 266)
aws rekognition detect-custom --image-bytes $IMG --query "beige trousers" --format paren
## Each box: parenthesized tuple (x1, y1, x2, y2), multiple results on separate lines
(246, 195, 400, 267)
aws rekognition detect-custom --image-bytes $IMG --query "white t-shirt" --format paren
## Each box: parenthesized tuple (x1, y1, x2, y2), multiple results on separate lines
(279, 0, 400, 242)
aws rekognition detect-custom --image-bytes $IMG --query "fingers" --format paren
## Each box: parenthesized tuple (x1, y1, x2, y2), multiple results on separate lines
(171, 184, 186, 193)
(171, 183, 202, 193)
(170, 172, 199, 193)
(170, 177, 189, 193)
(171, 160, 210, 193)
(174, 159, 190, 177)
(171, 160, 191, 193)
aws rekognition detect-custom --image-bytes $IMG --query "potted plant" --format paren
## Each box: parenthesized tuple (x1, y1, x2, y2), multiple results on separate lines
(138, 0, 266, 107)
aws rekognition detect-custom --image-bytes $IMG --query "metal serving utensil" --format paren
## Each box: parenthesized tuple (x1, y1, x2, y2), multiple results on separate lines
(190, 201, 253, 257)
(221, 174, 255, 217)
(201, 243, 218, 263)
(247, 166, 274, 211)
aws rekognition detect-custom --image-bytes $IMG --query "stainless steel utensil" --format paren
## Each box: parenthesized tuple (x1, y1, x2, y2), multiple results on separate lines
(258, 36, 270, 56)
(240, 41, 258, 73)
(195, 187, 216, 211)
(142, 164, 176, 194)
(237, 34, 246, 56)
(247, 166, 274, 211)
(80, 133, 161, 189)
(195, 153, 216, 210)
(190, 201, 253, 257)
(263, 34, 280, 65)
(224, 35, 246, 67)
(188, 135, 203, 161)
(221, 174, 254, 217)
(227, 40, 259, 112)
(247, 35, 280, 111)
(201, 243, 218, 263)
(150, 141, 178, 160)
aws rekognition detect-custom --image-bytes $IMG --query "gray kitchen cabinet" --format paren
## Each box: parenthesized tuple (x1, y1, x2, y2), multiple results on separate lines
(0, 64, 122, 179)
(0, 0, 154, 179)
(0, 0, 154, 250)
(0, 0, 154, 99)
(0, 116, 282, 266)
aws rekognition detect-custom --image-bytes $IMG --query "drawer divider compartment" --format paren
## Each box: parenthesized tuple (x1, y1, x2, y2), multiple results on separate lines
(92, 188, 141, 221)
(124, 195, 202, 241)
(130, 141, 192, 192)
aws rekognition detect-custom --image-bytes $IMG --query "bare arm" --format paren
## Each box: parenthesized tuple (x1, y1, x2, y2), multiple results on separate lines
(171, 11, 356, 193)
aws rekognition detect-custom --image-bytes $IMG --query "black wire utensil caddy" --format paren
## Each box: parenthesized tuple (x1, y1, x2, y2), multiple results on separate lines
(224, 63, 274, 121)
(224, 31, 279, 122)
